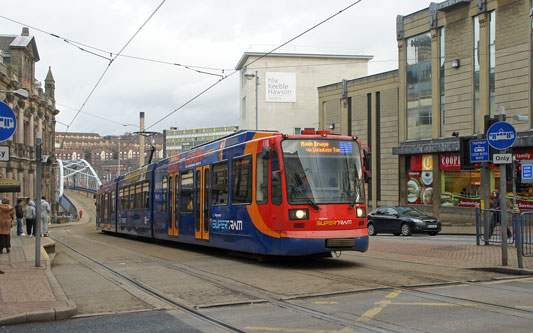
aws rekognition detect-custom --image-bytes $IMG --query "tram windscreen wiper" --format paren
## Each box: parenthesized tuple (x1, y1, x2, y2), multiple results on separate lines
(302, 195, 319, 210)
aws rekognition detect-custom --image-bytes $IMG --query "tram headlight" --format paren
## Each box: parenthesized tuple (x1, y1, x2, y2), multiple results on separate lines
(356, 207, 366, 218)
(289, 208, 309, 220)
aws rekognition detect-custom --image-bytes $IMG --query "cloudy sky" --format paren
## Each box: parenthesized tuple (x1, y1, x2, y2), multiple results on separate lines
(1, 0, 429, 136)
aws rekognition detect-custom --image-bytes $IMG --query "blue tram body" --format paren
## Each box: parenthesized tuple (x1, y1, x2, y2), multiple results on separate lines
(96, 130, 369, 256)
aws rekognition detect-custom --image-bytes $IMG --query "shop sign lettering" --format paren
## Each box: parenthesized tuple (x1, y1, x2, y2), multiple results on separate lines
(440, 153, 461, 170)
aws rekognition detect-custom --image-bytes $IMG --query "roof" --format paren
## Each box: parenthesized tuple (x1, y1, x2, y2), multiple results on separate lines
(234, 52, 373, 70)
(0, 34, 40, 61)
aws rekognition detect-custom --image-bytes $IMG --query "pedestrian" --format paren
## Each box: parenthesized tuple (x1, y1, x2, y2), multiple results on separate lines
(24, 200, 36, 237)
(489, 190, 500, 239)
(0, 198, 15, 253)
(15, 199, 25, 236)
(40, 196, 51, 237)
(79, 210, 83, 219)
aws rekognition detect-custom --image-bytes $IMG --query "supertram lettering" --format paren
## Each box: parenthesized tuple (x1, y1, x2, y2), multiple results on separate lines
(316, 220, 353, 226)
(211, 219, 243, 231)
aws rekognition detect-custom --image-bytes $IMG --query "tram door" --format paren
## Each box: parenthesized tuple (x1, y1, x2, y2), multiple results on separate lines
(195, 166, 210, 241)
(168, 174, 179, 237)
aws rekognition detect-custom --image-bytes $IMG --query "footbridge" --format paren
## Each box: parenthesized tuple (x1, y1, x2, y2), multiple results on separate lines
(56, 159, 102, 219)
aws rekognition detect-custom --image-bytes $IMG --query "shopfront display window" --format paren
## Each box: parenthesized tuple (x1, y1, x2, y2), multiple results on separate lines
(407, 155, 433, 206)
(440, 153, 480, 207)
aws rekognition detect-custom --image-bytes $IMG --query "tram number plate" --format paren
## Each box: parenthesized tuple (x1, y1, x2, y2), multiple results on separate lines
(427, 224, 437, 228)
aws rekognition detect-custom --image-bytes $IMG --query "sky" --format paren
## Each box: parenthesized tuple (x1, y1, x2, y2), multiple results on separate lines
(1, 0, 430, 136)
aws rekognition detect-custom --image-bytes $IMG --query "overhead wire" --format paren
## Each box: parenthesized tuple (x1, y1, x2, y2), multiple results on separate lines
(145, 0, 365, 131)
(58, 0, 167, 148)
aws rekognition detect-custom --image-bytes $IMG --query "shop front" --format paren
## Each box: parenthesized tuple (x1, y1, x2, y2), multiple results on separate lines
(406, 149, 533, 214)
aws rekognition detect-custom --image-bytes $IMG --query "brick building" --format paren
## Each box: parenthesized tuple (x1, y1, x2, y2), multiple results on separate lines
(319, 0, 533, 224)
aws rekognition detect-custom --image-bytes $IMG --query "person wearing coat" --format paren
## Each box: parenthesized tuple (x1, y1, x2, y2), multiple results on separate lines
(0, 198, 15, 253)
(24, 200, 36, 236)
(40, 196, 51, 237)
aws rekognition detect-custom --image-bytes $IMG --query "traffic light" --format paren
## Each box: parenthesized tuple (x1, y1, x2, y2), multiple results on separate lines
(484, 115, 500, 134)
(459, 136, 476, 170)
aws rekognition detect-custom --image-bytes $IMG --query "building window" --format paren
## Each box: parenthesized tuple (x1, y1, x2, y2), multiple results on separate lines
(439, 27, 446, 137)
(406, 32, 432, 140)
(473, 16, 480, 133)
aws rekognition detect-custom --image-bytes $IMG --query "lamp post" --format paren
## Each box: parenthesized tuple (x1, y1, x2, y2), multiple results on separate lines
(117, 136, 121, 177)
(35, 132, 42, 267)
(244, 70, 259, 130)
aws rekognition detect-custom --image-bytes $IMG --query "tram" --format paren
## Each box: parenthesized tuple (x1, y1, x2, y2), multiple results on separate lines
(96, 130, 370, 256)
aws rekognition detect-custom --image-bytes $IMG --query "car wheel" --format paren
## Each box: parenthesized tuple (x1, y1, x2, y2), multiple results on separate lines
(401, 223, 412, 236)
(428, 231, 438, 236)
(367, 222, 376, 236)
(393, 233, 400, 236)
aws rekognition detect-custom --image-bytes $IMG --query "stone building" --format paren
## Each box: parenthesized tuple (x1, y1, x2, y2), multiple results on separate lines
(0, 27, 57, 207)
(318, 0, 533, 224)
(164, 126, 238, 156)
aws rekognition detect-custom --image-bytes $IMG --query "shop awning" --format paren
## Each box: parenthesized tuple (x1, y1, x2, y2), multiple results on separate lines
(0, 178, 21, 192)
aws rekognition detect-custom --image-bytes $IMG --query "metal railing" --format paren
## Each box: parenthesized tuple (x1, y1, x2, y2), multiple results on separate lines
(519, 211, 533, 257)
(475, 208, 514, 245)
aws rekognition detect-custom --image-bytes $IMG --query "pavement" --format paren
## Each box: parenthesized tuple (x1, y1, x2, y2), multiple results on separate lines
(0, 220, 531, 326)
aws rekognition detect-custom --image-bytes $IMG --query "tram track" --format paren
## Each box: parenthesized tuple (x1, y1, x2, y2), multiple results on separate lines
(51, 230, 402, 332)
(51, 227, 533, 333)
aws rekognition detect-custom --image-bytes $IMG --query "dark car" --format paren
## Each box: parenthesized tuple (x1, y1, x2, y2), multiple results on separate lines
(367, 206, 441, 236)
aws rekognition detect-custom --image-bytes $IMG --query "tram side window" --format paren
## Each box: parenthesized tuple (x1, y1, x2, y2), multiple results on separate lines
(118, 188, 124, 211)
(232, 155, 252, 204)
(162, 176, 168, 213)
(256, 153, 268, 204)
(143, 181, 150, 209)
(271, 151, 282, 205)
(212, 161, 229, 205)
(135, 183, 143, 209)
(111, 191, 115, 215)
(96, 194, 101, 215)
(104, 193, 109, 218)
(180, 171, 194, 212)
(129, 185, 135, 209)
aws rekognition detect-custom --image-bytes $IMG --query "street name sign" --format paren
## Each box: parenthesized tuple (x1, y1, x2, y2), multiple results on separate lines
(493, 153, 512, 164)
(470, 139, 489, 162)
(487, 121, 516, 150)
(0, 102, 16, 142)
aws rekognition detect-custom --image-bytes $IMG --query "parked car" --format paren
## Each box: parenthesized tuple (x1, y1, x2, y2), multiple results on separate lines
(367, 206, 441, 236)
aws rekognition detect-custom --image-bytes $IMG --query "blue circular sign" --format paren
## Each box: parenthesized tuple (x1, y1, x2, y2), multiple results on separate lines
(487, 121, 516, 150)
(0, 102, 17, 142)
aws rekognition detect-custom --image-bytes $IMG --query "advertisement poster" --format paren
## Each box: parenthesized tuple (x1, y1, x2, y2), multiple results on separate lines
(408, 171, 433, 205)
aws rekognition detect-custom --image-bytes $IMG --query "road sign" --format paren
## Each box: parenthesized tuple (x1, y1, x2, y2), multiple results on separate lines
(521, 160, 533, 184)
(470, 139, 489, 162)
(0, 146, 9, 162)
(487, 121, 516, 150)
(0, 102, 17, 142)
(493, 153, 512, 164)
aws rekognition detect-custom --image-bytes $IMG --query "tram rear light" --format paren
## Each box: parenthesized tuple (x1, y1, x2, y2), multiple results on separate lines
(289, 208, 309, 220)
(356, 207, 366, 218)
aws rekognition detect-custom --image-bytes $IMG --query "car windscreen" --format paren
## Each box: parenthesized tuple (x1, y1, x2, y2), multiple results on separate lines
(396, 206, 426, 217)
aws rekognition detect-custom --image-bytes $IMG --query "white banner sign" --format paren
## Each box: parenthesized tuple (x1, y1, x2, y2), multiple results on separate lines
(266, 72, 296, 103)
(0, 146, 9, 162)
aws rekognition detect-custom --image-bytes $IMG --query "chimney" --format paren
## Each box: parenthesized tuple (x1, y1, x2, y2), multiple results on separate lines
(21, 27, 29, 36)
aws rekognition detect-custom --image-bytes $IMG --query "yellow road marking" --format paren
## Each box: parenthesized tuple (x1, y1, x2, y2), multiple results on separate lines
(357, 290, 401, 322)
(244, 327, 355, 333)
(312, 301, 339, 305)
(516, 305, 533, 309)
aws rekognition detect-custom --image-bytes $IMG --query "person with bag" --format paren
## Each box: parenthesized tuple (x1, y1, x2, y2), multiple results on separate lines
(0, 198, 15, 253)
(24, 200, 36, 237)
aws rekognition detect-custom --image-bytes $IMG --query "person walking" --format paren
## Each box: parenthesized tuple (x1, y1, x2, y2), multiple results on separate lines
(40, 196, 51, 237)
(15, 199, 25, 236)
(24, 200, 36, 236)
(0, 198, 15, 253)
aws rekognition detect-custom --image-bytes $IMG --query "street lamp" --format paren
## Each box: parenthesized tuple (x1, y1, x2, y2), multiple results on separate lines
(244, 69, 259, 130)
(0, 88, 29, 99)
